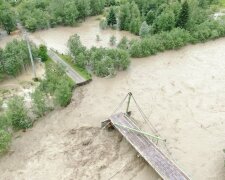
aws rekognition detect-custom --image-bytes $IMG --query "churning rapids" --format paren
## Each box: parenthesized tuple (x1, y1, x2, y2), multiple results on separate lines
(0, 16, 225, 180)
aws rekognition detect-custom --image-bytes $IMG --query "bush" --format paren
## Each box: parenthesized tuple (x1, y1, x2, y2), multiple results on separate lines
(191, 20, 225, 43)
(89, 47, 130, 77)
(130, 28, 191, 57)
(0, 129, 11, 154)
(38, 45, 48, 62)
(31, 89, 48, 117)
(117, 37, 130, 50)
(109, 35, 116, 46)
(40, 62, 68, 94)
(39, 62, 75, 107)
(54, 79, 73, 107)
(99, 19, 108, 29)
(96, 35, 101, 42)
(6, 96, 31, 130)
(139, 21, 150, 38)
(0, 115, 11, 131)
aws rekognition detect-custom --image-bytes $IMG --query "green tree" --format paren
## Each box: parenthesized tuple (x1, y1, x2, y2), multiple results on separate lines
(3, 40, 30, 76)
(68, 34, 86, 56)
(25, 17, 37, 32)
(88, 47, 130, 77)
(129, 2, 141, 34)
(0, 3, 16, 34)
(139, 21, 150, 38)
(146, 10, 155, 25)
(54, 79, 73, 107)
(129, 18, 141, 35)
(154, 10, 176, 32)
(118, 2, 130, 30)
(107, 7, 117, 26)
(6, 96, 31, 130)
(31, 89, 48, 117)
(63, 1, 79, 25)
(68, 34, 87, 67)
(176, 1, 189, 29)
(90, 0, 105, 15)
(76, 0, 91, 20)
(38, 45, 48, 62)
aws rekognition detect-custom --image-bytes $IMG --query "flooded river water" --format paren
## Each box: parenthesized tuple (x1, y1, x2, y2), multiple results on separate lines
(0, 16, 225, 180)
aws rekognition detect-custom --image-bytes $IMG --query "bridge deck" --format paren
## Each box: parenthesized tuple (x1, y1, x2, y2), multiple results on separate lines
(109, 113, 190, 180)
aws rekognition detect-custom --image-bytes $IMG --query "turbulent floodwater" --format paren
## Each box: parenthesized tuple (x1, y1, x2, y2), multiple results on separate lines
(29, 16, 138, 53)
(0, 16, 225, 180)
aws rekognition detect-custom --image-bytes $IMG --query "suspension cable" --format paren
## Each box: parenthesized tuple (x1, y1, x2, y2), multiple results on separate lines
(131, 95, 158, 135)
(110, 93, 129, 116)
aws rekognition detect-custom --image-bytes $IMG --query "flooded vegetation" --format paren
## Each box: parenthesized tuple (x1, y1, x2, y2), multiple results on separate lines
(1, 0, 225, 179)
(1, 17, 225, 179)
(29, 16, 137, 53)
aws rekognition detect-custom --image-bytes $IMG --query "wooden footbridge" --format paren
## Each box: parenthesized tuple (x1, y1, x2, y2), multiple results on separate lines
(103, 93, 190, 180)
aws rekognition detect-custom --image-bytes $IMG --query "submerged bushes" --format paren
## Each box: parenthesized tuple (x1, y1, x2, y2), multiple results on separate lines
(89, 47, 130, 77)
(0, 96, 31, 153)
(130, 20, 225, 58)
(130, 28, 191, 57)
(68, 34, 131, 77)
(7, 96, 32, 130)
(0, 61, 75, 154)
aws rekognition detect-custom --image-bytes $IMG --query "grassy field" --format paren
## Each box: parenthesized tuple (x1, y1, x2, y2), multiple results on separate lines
(56, 53, 92, 81)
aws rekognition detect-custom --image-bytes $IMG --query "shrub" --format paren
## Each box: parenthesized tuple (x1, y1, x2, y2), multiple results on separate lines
(109, 35, 116, 46)
(139, 21, 150, 38)
(99, 19, 108, 29)
(54, 79, 73, 107)
(96, 35, 101, 42)
(191, 20, 225, 43)
(0, 129, 11, 154)
(39, 62, 75, 107)
(31, 89, 48, 117)
(38, 45, 48, 62)
(130, 28, 191, 57)
(68, 34, 86, 56)
(6, 96, 31, 130)
(89, 47, 130, 77)
(117, 37, 129, 50)
(0, 115, 11, 131)
(107, 7, 117, 26)
(153, 10, 176, 32)
(94, 56, 114, 77)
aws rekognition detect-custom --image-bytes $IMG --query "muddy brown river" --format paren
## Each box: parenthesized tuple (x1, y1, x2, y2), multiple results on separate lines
(0, 16, 225, 180)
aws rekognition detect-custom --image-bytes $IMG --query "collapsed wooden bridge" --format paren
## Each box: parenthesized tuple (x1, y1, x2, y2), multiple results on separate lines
(104, 93, 190, 180)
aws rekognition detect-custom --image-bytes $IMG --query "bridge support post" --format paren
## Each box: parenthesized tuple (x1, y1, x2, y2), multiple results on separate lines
(126, 92, 132, 115)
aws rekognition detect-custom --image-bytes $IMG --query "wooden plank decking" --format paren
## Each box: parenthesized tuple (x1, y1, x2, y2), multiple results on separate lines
(109, 112, 190, 180)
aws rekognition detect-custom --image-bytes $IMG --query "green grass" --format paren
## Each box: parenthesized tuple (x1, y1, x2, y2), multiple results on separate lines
(57, 53, 92, 81)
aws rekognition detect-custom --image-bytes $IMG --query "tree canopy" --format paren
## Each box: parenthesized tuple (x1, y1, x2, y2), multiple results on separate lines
(0, 0, 16, 34)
